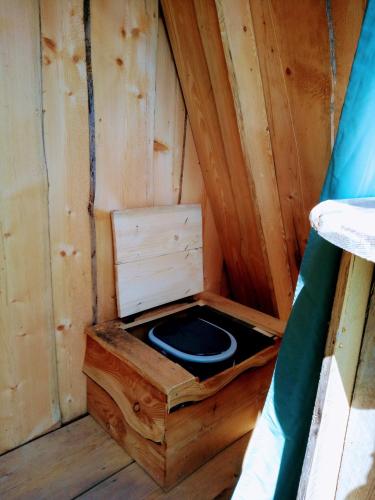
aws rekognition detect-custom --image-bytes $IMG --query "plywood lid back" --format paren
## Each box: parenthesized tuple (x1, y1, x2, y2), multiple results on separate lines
(112, 204, 204, 317)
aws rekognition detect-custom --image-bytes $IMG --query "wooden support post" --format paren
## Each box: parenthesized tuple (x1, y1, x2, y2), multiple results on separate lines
(297, 252, 373, 499)
(335, 285, 375, 498)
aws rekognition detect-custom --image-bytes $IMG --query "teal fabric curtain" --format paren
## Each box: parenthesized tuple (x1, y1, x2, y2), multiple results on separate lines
(234, 2, 375, 498)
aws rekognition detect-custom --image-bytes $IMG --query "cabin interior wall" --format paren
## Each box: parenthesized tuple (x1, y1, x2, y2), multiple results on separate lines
(0, 0, 365, 453)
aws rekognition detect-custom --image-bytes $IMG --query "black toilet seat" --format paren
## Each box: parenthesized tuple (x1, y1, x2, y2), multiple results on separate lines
(148, 316, 237, 364)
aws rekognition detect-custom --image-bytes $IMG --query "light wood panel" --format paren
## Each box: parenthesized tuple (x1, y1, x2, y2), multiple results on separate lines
(112, 205, 203, 316)
(40, 0, 92, 423)
(116, 250, 203, 317)
(0, 416, 132, 500)
(153, 18, 185, 205)
(336, 287, 375, 499)
(92, 0, 158, 321)
(0, 0, 60, 453)
(112, 205, 202, 264)
(215, 0, 293, 319)
(297, 253, 373, 499)
(162, 0, 276, 314)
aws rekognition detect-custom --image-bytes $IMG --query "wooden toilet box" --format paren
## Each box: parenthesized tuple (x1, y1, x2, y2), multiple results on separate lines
(83, 205, 283, 489)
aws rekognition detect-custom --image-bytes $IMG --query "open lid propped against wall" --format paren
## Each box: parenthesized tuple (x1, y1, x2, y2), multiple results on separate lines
(111, 204, 204, 318)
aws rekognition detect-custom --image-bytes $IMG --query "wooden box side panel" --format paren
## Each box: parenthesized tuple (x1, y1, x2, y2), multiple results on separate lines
(87, 378, 166, 487)
(164, 359, 275, 487)
(84, 336, 167, 442)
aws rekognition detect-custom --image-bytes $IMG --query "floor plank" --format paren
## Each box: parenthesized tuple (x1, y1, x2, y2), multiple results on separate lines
(0, 416, 132, 500)
(78, 432, 250, 499)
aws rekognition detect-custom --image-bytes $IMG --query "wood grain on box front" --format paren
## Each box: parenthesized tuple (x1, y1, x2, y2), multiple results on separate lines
(84, 336, 167, 442)
(87, 360, 274, 489)
(87, 379, 166, 486)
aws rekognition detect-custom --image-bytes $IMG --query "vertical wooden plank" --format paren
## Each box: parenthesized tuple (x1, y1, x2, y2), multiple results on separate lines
(40, 0, 92, 422)
(215, 0, 293, 319)
(153, 18, 185, 206)
(266, 0, 332, 236)
(162, 0, 276, 314)
(335, 286, 375, 499)
(297, 253, 373, 500)
(180, 122, 223, 294)
(250, 0, 307, 284)
(92, 0, 158, 321)
(0, 0, 60, 452)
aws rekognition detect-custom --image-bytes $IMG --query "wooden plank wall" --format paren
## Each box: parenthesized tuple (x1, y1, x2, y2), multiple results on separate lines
(0, 0, 60, 453)
(0, 0, 365, 454)
(0, 0, 222, 453)
(162, 0, 365, 311)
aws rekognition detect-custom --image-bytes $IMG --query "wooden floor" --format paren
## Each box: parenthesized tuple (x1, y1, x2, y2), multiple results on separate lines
(0, 416, 249, 499)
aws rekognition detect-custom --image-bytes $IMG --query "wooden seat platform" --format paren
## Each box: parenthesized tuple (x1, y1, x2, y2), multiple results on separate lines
(0, 415, 250, 500)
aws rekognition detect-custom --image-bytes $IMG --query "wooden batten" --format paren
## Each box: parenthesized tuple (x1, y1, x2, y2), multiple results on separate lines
(153, 18, 185, 206)
(180, 123, 224, 294)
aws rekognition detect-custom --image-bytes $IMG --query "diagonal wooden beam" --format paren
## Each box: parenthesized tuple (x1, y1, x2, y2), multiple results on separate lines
(162, 0, 292, 316)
